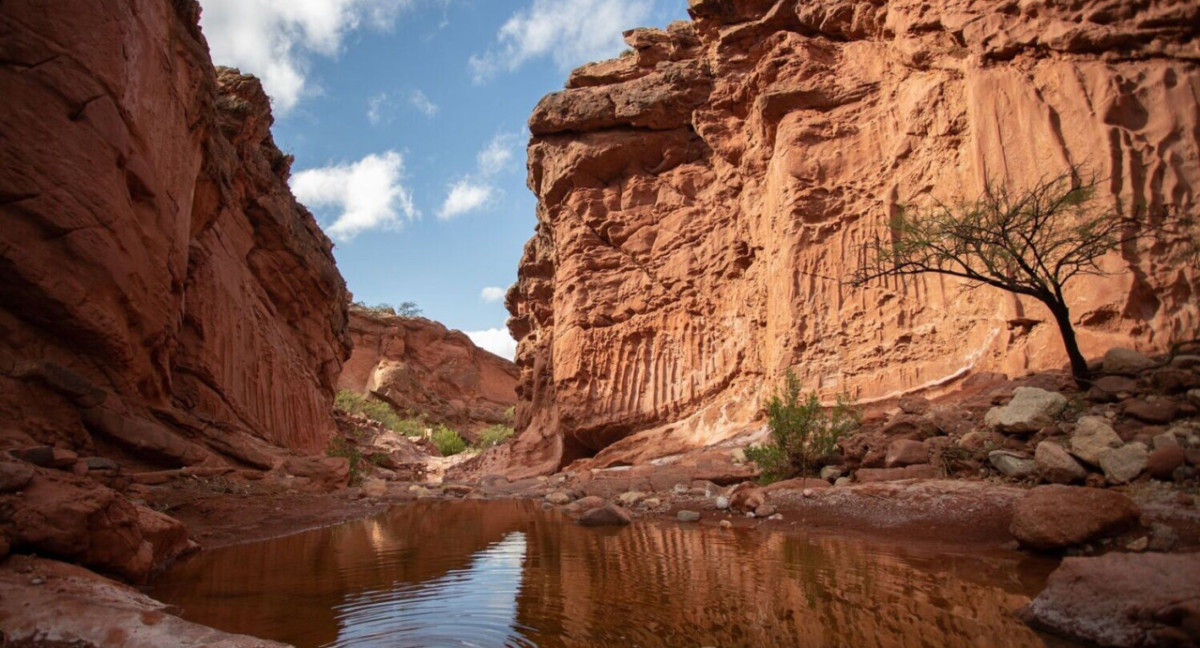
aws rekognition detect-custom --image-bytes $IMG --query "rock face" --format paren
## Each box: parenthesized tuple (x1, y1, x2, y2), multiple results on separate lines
(1021, 553, 1200, 647)
(0, 0, 351, 460)
(339, 307, 518, 437)
(504, 0, 1200, 474)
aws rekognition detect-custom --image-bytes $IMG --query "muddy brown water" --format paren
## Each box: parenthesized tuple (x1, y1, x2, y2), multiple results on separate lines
(146, 499, 1081, 648)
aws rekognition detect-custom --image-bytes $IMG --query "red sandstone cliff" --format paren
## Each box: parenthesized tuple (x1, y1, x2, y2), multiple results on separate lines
(0, 0, 350, 464)
(339, 307, 518, 440)
(0, 0, 352, 578)
(503, 0, 1200, 475)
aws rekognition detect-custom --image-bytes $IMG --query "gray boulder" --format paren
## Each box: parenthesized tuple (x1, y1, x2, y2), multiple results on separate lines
(989, 450, 1035, 478)
(1035, 441, 1087, 484)
(1098, 443, 1148, 484)
(1069, 417, 1124, 466)
(1101, 347, 1156, 375)
(985, 387, 1067, 434)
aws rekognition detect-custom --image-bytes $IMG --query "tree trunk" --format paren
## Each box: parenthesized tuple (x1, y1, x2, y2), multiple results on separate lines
(1045, 300, 1092, 385)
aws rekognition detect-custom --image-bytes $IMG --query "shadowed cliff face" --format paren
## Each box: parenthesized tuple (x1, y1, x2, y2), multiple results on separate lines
(339, 308, 519, 439)
(505, 0, 1200, 474)
(0, 0, 350, 459)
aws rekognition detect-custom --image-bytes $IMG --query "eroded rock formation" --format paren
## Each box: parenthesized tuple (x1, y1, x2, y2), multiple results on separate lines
(0, 0, 350, 576)
(505, 0, 1200, 474)
(0, 0, 350, 464)
(339, 307, 518, 439)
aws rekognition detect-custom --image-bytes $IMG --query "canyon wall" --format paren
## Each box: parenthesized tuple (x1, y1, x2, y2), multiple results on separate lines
(506, 0, 1200, 474)
(339, 308, 518, 438)
(0, 0, 351, 463)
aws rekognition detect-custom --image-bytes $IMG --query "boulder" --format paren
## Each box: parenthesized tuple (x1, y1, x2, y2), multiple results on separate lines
(282, 456, 351, 491)
(676, 510, 701, 522)
(1123, 399, 1179, 425)
(897, 396, 930, 415)
(885, 439, 928, 467)
(1069, 417, 1124, 466)
(617, 491, 647, 506)
(1145, 445, 1186, 481)
(819, 465, 844, 482)
(361, 478, 388, 498)
(1021, 553, 1200, 647)
(1010, 485, 1140, 551)
(1097, 443, 1148, 484)
(578, 504, 633, 527)
(1034, 442, 1087, 485)
(0, 459, 35, 493)
(4, 471, 191, 581)
(545, 491, 573, 505)
(1102, 348, 1157, 375)
(988, 451, 1035, 478)
(984, 387, 1067, 434)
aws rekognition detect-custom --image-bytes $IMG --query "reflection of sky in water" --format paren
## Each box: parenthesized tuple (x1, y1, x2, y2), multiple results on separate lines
(327, 532, 534, 648)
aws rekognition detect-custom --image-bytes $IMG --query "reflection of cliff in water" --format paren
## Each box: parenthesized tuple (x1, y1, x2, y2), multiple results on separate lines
(149, 500, 1074, 648)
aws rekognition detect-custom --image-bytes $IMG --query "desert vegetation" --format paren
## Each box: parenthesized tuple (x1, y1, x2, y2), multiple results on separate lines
(745, 370, 861, 484)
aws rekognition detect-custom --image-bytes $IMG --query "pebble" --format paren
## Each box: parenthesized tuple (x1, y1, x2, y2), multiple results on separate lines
(715, 495, 730, 510)
(676, 510, 701, 523)
(802, 488, 815, 498)
(719, 520, 732, 529)
(30, 577, 45, 586)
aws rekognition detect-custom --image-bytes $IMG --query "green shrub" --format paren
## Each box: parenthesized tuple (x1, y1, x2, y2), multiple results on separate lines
(745, 370, 860, 484)
(335, 390, 405, 433)
(478, 424, 515, 448)
(503, 405, 516, 422)
(431, 425, 467, 456)
(326, 436, 363, 485)
(353, 300, 422, 318)
(394, 417, 427, 438)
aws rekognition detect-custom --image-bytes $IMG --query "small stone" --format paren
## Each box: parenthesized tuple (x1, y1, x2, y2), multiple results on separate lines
(769, 514, 784, 520)
(641, 497, 661, 509)
(802, 488, 815, 498)
(361, 478, 387, 498)
(1124, 399, 1179, 425)
(1152, 432, 1180, 450)
(754, 504, 776, 517)
(989, 450, 1035, 478)
(719, 520, 732, 529)
(0, 460, 36, 493)
(1069, 417, 1124, 466)
(714, 495, 730, 510)
(1098, 442, 1149, 484)
(676, 510, 701, 523)
(819, 466, 844, 482)
(578, 504, 632, 527)
(545, 491, 573, 505)
(617, 491, 646, 506)
(985, 387, 1068, 434)
(834, 477, 852, 487)
(959, 430, 989, 450)
(30, 577, 45, 586)
(898, 396, 931, 415)
(1035, 441, 1087, 485)
(1146, 445, 1186, 480)
(672, 484, 689, 495)
(885, 439, 928, 467)
(13, 446, 55, 467)
(1126, 536, 1150, 552)
(1102, 348, 1157, 375)
(84, 457, 119, 471)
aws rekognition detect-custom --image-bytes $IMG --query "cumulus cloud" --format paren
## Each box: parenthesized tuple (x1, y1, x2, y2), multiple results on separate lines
(477, 133, 520, 176)
(291, 151, 416, 241)
(467, 328, 518, 360)
(200, 0, 413, 113)
(438, 179, 494, 220)
(409, 89, 439, 117)
(480, 286, 507, 303)
(366, 93, 390, 125)
(468, 0, 655, 82)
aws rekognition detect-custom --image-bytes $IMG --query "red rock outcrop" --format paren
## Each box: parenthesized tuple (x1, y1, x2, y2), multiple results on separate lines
(339, 307, 518, 438)
(504, 0, 1200, 475)
(0, 0, 351, 466)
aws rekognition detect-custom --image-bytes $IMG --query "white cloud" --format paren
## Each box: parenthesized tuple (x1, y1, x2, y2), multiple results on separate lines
(366, 93, 389, 125)
(290, 151, 416, 241)
(480, 286, 507, 303)
(477, 133, 519, 176)
(409, 89, 439, 117)
(468, 0, 655, 83)
(438, 179, 494, 220)
(200, 0, 413, 113)
(467, 328, 518, 360)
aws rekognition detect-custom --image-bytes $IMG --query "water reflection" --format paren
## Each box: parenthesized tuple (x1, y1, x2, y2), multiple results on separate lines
(148, 500, 1077, 648)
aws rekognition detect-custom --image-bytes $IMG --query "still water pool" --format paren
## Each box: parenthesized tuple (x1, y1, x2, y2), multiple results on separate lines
(146, 499, 1079, 648)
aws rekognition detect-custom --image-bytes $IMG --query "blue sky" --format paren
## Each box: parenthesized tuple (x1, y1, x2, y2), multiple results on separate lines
(197, 0, 690, 357)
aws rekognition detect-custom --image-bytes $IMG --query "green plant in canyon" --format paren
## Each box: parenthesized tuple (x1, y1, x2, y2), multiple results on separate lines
(335, 389, 406, 433)
(431, 424, 467, 456)
(326, 436, 363, 485)
(478, 424, 515, 448)
(746, 370, 860, 484)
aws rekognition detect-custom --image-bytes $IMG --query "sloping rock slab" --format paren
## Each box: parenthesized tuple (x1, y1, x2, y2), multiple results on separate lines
(0, 556, 289, 647)
(1021, 553, 1200, 647)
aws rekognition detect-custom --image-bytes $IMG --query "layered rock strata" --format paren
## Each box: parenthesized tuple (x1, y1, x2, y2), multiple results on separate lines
(339, 307, 518, 439)
(0, 0, 350, 464)
(505, 0, 1200, 474)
